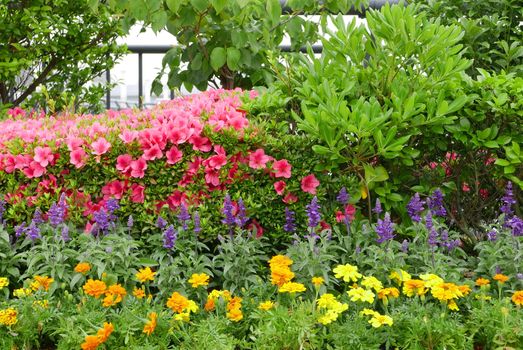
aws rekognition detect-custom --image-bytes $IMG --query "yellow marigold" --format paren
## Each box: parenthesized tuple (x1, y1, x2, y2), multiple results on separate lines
(74, 262, 91, 274)
(318, 309, 340, 325)
(475, 278, 490, 286)
(83, 279, 107, 298)
(33, 300, 49, 309)
(362, 276, 383, 292)
(143, 312, 157, 336)
(312, 276, 325, 287)
(174, 312, 191, 322)
(458, 284, 472, 296)
(271, 266, 295, 287)
(269, 255, 293, 268)
(136, 267, 156, 283)
(403, 279, 427, 297)
(317, 293, 338, 309)
(447, 300, 459, 311)
(0, 308, 17, 326)
(13, 288, 32, 298)
(378, 287, 400, 301)
(166, 292, 190, 313)
(347, 287, 375, 303)
(493, 274, 509, 284)
(369, 314, 393, 328)
(333, 264, 362, 282)
(133, 287, 146, 299)
(227, 296, 242, 311)
(258, 301, 275, 311)
(0, 277, 8, 289)
(188, 273, 210, 288)
(419, 274, 444, 288)
(31, 275, 54, 291)
(278, 282, 306, 294)
(227, 306, 243, 322)
(360, 308, 379, 317)
(389, 270, 411, 284)
(431, 282, 463, 302)
(511, 291, 523, 306)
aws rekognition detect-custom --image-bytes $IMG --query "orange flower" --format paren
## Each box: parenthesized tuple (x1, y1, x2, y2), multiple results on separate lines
(269, 255, 293, 269)
(96, 322, 114, 343)
(136, 267, 156, 283)
(270, 266, 295, 287)
(204, 298, 215, 311)
(166, 292, 190, 313)
(31, 276, 54, 291)
(83, 279, 107, 298)
(511, 291, 523, 306)
(80, 322, 113, 350)
(378, 287, 400, 300)
(143, 312, 157, 336)
(133, 287, 146, 299)
(103, 284, 127, 307)
(475, 278, 490, 286)
(312, 277, 325, 287)
(75, 262, 91, 274)
(80, 335, 100, 350)
(458, 284, 472, 296)
(493, 274, 509, 284)
(402, 279, 427, 297)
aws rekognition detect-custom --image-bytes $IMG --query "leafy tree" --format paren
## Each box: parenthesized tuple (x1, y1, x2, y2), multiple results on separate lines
(0, 0, 126, 112)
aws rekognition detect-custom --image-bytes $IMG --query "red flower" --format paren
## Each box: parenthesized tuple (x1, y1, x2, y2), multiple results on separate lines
(283, 193, 298, 204)
(274, 181, 286, 195)
(272, 159, 292, 178)
(130, 183, 145, 203)
(102, 180, 126, 200)
(143, 144, 163, 161)
(344, 204, 356, 220)
(248, 219, 264, 238)
(320, 220, 331, 231)
(300, 174, 320, 195)
(130, 158, 147, 178)
(335, 211, 345, 223)
(116, 154, 133, 173)
(462, 182, 470, 192)
(166, 146, 183, 165)
(70, 149, 88, 169)
(248, 149, 271, 169)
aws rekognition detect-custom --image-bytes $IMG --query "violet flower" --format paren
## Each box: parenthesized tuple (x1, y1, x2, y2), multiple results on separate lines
(156, 216, 167, 229)
(284, 207, 296, 233)
(487, 230, 497, 241)
(373, 199, 382, 215)
(428, 189, 446, 217)
(222, 193, 236, 236)
(178, 203, 191, 230)
(306, 196, 321, 228)
(500, 181, 516, 218)
(127, 215, 134, 229)
(428, 228, 439, 247)
(193, 211, 201, 233)
(93, 208, 110, 236)
(32, 208, 45, 225)
(106, 198, 120, 214)
(236, 198, 249, 228)
(425, 211, 433, 231)
(26, 221, 41, 241)
(507, 216, 523, 237)
(336, 187, 349, 206)
(61, 226, 70, 242)
(375, 212, 395, 243)
(401, 239, 409, 253)
(14, 222, 26, 237)
(163, 225, 177, 249)
(407, 193, 424, 223)
(0, 199, 5, 223)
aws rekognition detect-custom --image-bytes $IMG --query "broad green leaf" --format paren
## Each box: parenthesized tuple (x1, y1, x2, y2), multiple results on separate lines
(210, 47, 226, 71)
(190, 0, 208, 12)
(211, 0, 227, 14)
(266, 0, 281, 24)
(226, 47, 241, 71)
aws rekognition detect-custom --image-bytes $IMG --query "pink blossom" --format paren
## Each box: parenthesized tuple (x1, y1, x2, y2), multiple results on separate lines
(166, 146, 183, 165)
(130, 183, 145, 203)
(23, 160, 46, 178)
(274, 181, 286, 195)
(70, 148, 88, 168)
(91, 137, 111, 156)
(33, 146, 54, 167)
(462, 182, 470, 192)
(119, 130, 138, 144)
(189, 135, 212, 152)
(204, 145, 227, 170)
(248, 149, 271, 169)
(14, 154, 31, 170)
(66, 137, 84, 151)
(272, 159, 292, 178)
(3, 155, 16, 173)
(116, 154, 133, 173)
(300, 174, 320, 195)
(101, 180, 126, 199)
(283, 192, 298, 204)
(143, 144, 163, 161)
(204, 168, 220, 186)
(130, 158, 147, 178)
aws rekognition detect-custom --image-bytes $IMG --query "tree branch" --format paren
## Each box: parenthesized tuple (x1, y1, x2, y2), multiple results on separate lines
(12, 56, 60, 107)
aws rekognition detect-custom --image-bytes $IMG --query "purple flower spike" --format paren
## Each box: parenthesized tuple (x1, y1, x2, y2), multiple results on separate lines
(15, 223, 26, 237)
(163, 225, 177, 249)
(32, 208, 45, 225)
(336, 187, 349, 205)
(373, 199, 382, 215)
(428, 189, 446, 217)
(507, 216, 523, 237)
(306, 196, 321, 228)
(425, 211, 434, 231)
(0, 199, 6, 223)
(428, 228, 439, 247)
(105, 198, 120, 214)
(401, 239, 409, 253)
(375, 212, 395, 244)
(26, 221, 41, 241)
(236, 198, 249, 228)
(156, 216, 167, 229)
(178, 203, 191, 230)
(500, 181, 516, 218)
(61, 226, 70, 242)
(284, 207, 296, 233)
(487, 230, 497, 241)
(127, 215, 134, 229)
(407, 193, 424, 223)
(193, 211, 201, 233)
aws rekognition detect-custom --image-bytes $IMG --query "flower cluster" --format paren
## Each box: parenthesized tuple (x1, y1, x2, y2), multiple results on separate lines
(81, 322, 114, 350)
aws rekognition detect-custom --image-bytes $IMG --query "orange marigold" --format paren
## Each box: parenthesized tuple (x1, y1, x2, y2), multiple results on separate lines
(96, 322, 114, 343)
(133, 287, 146, 299)
(269, 255, 293, 269)
(80, 335, 100, 350)
(166, 292, 190, 313)
(312, 277, 325, 287)
(270, 266, 295, 287)
(493, 274, 509, 284)
(136, 267, 156, 283)
(83, 279, 107, 298)
(402, 279, 427, 297)
(74, 262, 91, 274)
(475, 278, 490, 286)
(143, 312, 157, 336)
(511, 291, 523, 306)
(458, 284, 472, 296)
(31, 275, 54, 291)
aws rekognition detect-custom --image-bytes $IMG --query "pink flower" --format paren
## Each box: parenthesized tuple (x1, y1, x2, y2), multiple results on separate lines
(462, 182, 470, 192)
(247, 219, 264, 238)
(166, 146, 183, 165)
(116, 154, 133, 173)
(101, 180, 126, 199)
(272, 159, 292, 178)
(204, 145, 227, 170)
(143, 144, 163, 161)
(335, 211, 345, 223)
(345, 204, 356, 220)
(23, 160, 46, 178)
(274, 181, 286, 195)
(91, 137, 111, 156)
(66, 137, 84, 151)
(248, 149, 271, 169)
(300, 174, 320, 195)
(130, 158, 147, 178)
(33, 146, 54, 167)
(283, 192, 298, 204)
(3, 155, 16, 173)
(70, 148, 88, 168)
(130, 183, 145, 203)
(189, 135, 212, 152)
(204, 168, 220, 186)
(119, 130, 138, 144)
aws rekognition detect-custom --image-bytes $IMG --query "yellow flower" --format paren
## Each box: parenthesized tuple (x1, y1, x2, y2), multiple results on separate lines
(369, 314, 393, 328)
(186, 300, 199, 313)
(0, 277, 9, 289)
(269, 255, 293, 268)
(431, 282, 463, 302)
(258, 301, 275, 311)
(360, 308, 379, 317)
(378, 287, 400, 301)
(278, 282, 306, 294)
(318, 309, 340, 325)
(143, 312, 157, 336)
(475, 278, 490, 286)
(166, 292, 190, 313)
(474, 294, 492, 301)
(458, 284, 472, 296)
(31, 275, 54, 291)
(227, 307, 243, 322)
(205, 289, 231, 311)
(271, 265, 295, 287)
(333, 264, 362, 282)
(83, 279, 107, 298)
(389, 270, 411, 284)
(174, 312, 191, 322)
(133, 287, 146, 299)
(317, 293, 338, 309)
(188, 273, 210, 288)
(419, 274, 444, 288)
(402, 279, 427, 297)
(362, 276, 383, 292)
(493, 274, 509, 284)
(0, 308, 17, 326)
(347, 287, 375, 303)
(447, 300, 459, 311)
(312, 276, 324, 287)
(33, 300, 49, 309)
(74, 262, 91, 274)
(13, 288, 32, 298)
(512, 291, 523, 306)
(136, 267, 156, 283)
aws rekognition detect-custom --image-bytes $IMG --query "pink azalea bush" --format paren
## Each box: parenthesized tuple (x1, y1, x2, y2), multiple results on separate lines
(0, 90, 332, 239)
